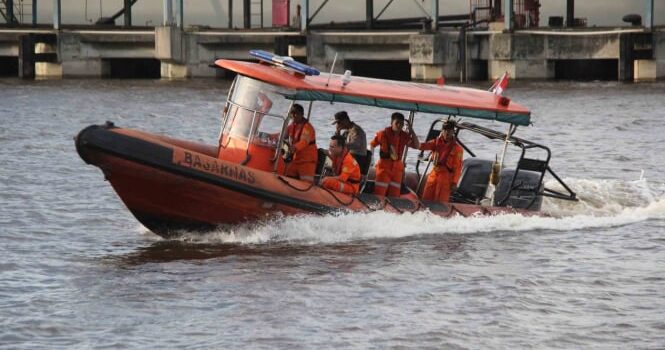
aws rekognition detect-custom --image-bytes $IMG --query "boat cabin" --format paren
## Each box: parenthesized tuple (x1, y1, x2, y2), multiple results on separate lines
(218, 74, 294, 174)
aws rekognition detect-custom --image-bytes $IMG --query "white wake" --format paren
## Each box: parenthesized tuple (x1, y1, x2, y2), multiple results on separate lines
(143, 178, 665, 244)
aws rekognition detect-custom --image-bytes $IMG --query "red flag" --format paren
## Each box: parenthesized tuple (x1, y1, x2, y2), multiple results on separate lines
(489, 72, 509, 96)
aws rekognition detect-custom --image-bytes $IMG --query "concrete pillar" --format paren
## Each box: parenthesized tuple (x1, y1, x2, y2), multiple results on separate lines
(301, 0, 309, 32)
(566, 0, 574, 28)
(35, 42, 62, 78)
(155, 25, 186, 79)
(288, 45, 307, 57)
(504, 0, 513, 31)
(655, 30, 665, 79)
(619, 33, 634, 81)
(19, 36, 34, 78)
(155, 26, 184, 62)
(657, 31, 665, 79)
(645, 0, 654, 31)
(161, 62, 187, 79)
(411, 65, 443, 82)
(163, 0, 173, 26)
(35, 62, 63, 78)
(489, 59, 553, 80)
(53, 0, 61, 29)
(409, 33, 461, 82)
(489, 60, 515, 80)
(431, 0, 439, 32)
(634, 59, 656, 81)
(488, 32, 552, 80)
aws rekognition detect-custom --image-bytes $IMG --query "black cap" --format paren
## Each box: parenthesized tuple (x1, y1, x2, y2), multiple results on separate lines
(332, 111, 350, 125)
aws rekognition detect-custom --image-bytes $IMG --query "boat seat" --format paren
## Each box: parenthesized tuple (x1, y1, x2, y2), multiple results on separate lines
(451, 158, 493, 204)
(315, 148, 328, 176)
(493, 168, 543, 211)
(352, 150, 372, 176)
(354, 150, 373, 193)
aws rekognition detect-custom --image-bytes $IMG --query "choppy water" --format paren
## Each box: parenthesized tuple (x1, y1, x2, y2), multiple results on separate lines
(1, 78, 665, 349)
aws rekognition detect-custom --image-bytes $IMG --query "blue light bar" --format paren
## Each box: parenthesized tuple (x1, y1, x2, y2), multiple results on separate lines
(249, 50, 320, 76)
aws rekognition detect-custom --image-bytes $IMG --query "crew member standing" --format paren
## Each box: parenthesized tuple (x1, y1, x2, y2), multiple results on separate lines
(332, 111, 367, 158)
(419, 121, 463, 203)
(370, 112, 420, 197)
(321, 135, 361, 195)
(284, 104, 317, 183)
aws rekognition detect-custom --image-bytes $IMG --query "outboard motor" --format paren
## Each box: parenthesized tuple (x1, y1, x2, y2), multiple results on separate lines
(493, 169, 543, 211)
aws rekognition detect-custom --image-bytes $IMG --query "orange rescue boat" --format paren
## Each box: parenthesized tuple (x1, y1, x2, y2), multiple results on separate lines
(75, 51, 576, 238)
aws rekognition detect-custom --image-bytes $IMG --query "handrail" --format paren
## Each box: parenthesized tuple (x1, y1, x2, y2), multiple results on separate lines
(218, 99, 290, 171)
(224, 99, 288, 123)
(421, 118, 577, 206)
(273, 100, 294, 173)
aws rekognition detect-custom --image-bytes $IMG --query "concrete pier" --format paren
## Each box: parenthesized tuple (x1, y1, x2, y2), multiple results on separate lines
(308, 31, 412, 74)
(58, 30, 154, 77)
(0, 27, 663, 81)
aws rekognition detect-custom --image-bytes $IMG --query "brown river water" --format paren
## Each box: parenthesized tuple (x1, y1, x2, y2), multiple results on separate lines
(1, 78, 664, 349)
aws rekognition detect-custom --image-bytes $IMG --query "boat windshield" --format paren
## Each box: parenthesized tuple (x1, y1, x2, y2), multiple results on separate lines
(221, 75, 295, 142)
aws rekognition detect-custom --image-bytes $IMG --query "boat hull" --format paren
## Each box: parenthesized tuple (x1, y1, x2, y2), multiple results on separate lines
(75, 123, 531, 238)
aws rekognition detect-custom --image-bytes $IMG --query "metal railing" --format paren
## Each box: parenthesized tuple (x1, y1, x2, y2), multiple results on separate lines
(219, 99, 290, 172)
(1, 0, 32, 25)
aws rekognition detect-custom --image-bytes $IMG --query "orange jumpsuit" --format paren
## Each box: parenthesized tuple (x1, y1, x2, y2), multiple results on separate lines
(284, 121, 317, 182)
(370, 127, 412, 197)
(420, 137, 463, 203)
(321, 150, 361, 195)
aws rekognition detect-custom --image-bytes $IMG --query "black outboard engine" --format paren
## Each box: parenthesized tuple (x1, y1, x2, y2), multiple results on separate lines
(493, 169, 543, 211)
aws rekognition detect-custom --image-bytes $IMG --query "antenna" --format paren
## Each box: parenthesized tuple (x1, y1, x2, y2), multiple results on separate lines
(325, 53, 338, 87)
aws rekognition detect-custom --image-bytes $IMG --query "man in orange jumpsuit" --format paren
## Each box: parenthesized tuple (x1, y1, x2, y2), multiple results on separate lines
(419, 121, 463, 203)
(321, 135, 361, 195)
(370, 112, 420, 197)
(284, 103, 317, 183)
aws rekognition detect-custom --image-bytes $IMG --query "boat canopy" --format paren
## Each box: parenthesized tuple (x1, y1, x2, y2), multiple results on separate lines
(215, 59, 531, 126)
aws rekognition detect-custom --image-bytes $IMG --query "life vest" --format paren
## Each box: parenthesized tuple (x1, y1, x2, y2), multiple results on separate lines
(432, 138, 457, 170)
(332, 151, 361, 184)
(286, 121, 317, 163)
(377, 127, 409, 161)
(288, 122, 316, 146)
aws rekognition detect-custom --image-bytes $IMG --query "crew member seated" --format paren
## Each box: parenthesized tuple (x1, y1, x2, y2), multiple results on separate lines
(283, 104, 317, 183)
(419, 121, 463, 203)
(320, 135, 361, 195)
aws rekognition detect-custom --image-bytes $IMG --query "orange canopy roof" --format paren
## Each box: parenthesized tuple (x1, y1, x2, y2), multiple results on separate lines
(215, 59, 531, 126)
